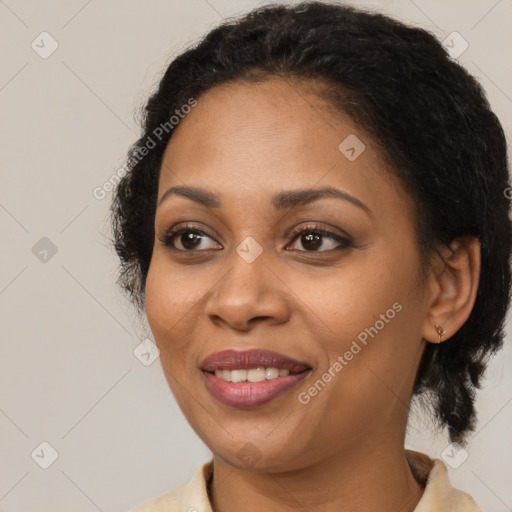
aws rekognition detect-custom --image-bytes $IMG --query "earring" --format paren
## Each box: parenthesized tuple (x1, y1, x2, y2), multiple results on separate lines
(434, 324, 446, 344)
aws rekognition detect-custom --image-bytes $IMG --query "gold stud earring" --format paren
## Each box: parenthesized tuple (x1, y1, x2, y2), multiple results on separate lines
(434, 324, 446, 344)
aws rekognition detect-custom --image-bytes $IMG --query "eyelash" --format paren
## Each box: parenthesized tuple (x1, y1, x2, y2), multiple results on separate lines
(158, 223, 353, 253)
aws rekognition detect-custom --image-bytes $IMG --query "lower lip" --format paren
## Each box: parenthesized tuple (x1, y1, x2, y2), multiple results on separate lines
(202, 370, 311, 408)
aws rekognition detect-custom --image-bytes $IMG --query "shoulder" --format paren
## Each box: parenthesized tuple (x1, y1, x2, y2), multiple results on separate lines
(131, 489, 180, 512)
(130, 460, 213, 512)
(406, 449, 483, 512)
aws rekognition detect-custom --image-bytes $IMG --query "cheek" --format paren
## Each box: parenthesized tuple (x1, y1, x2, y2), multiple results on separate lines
(144, 261, 170, 341)
(144, 257, 196, 356)
(323, 299, 423, 421)
(144, 260, 201, 408)
(146, 253, 197, 326)
(294, 247, 422, 390)
(290, 259, 396, 350)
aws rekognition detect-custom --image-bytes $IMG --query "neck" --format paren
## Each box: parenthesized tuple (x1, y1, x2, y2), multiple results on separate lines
(209, 436, 424, 512)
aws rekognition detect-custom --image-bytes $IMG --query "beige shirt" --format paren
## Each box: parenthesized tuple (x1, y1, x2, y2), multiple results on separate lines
(132, 450, 482, 511)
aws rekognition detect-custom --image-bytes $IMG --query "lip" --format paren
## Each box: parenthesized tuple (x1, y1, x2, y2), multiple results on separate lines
(200, 349, 311, 373)
(200, 349, 312, 408)
(202, 369, 311, 408)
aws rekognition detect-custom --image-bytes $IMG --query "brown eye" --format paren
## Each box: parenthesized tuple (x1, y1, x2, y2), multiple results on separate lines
(288, 226, 352, 252)
(159, 225, 221, 251)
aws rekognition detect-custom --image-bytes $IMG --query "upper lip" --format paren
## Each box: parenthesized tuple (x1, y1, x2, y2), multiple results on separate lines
(200, 349, 311, 373)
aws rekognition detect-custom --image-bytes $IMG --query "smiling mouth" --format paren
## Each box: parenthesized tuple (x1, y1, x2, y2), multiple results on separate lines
(201, 366, 311, 408)
(199, 348, 312, 407)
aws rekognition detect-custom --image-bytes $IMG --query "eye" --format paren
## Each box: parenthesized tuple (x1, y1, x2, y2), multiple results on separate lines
(158, 224, 221, 251)
(287, 224, 352, 252)
(158, 222, 353, 253)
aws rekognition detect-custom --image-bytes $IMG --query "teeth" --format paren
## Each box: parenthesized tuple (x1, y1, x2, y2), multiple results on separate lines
(266, 367, 279, 379)
(231, 369, 247, 383)
(214, 367, 291, 383)
(247, 367, 266, 382)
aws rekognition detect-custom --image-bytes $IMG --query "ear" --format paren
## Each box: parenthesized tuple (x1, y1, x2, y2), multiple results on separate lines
(421, 235, 481, 344)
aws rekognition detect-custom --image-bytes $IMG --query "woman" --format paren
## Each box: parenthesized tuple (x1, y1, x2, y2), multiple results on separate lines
(111, 2, 511, 510)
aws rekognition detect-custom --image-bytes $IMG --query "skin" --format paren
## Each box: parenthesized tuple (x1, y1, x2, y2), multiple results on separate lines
(144, 76, 481, 512)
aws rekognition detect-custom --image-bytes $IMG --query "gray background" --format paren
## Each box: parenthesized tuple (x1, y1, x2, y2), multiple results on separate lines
(1, 1, 511, 511)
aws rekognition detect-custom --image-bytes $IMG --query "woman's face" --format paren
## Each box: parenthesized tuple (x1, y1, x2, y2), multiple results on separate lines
(145, 77, 433, 471)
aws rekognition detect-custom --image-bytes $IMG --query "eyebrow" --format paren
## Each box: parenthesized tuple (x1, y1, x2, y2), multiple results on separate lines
(159, 185, 373, 217)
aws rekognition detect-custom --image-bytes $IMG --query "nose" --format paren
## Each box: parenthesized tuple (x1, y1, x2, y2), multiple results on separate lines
(204, 243, 291, 332)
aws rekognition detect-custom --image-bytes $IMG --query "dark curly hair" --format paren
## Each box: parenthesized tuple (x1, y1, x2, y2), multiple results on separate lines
(110, 1, 512, 444)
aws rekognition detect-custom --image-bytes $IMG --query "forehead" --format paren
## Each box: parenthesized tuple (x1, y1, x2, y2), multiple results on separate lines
(166, 77, 351, 155)
(158, 77, 405, 216)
